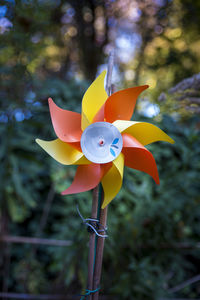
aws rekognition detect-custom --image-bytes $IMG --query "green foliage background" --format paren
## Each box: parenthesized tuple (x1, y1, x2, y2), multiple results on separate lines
(0, 1, 200, 299)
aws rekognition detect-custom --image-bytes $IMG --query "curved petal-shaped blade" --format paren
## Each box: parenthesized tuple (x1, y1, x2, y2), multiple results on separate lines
(36, 138, 90, 165)
(101, 153, 124, 209)
(113, 120, 174, 145)
(122, 134, 159, 184)
(104, 85, 149, 123)
(49, 98, 82, 142)
(62, 163, 105, 195)
(81, 70, 108, 130)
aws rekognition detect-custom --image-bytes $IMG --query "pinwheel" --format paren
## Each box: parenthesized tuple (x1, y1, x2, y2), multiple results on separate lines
(36, 71, 174, 208)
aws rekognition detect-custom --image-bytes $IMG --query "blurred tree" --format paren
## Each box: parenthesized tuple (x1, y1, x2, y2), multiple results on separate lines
(112, 0, 200, 117)
(69, 0, 108, 80)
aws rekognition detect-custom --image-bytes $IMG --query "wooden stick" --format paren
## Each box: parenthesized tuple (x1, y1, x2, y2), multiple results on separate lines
(2, 235, 200, 249)
(87, 186, 99, 300)
(92, 51, 115, 300)
(168, 274, 200, 293)
(0, 292, 76, 299)
(0, 292, 113, 299)
(92, 204, 108, 300)
(0, 236, 72, 247)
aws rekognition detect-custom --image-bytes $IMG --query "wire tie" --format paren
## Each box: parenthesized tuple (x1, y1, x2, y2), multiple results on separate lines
(76, 205, 108, 238)
(80, 287, 100, 299)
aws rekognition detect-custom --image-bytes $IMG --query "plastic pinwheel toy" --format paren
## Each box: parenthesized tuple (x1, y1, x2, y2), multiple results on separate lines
(36, 70, 174, 208)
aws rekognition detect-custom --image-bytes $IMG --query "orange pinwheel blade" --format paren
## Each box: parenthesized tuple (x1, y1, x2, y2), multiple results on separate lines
(104, 85, 149, 123)
(61, 163, 110, 195)
(122, 134, 160, 184)
(49, 98, 82, 142)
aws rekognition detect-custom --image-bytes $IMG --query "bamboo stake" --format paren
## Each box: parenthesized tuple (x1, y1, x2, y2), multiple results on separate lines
(92, 203, 108, 300)
(92, 51, 115, 300)
(87, 186, 99, 300)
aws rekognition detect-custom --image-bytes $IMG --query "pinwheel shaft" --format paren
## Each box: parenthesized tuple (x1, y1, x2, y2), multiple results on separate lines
(92, 50, 114, 300)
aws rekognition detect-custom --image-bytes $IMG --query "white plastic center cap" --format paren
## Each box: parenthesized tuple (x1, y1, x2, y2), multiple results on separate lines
(81, 122, 123, 164)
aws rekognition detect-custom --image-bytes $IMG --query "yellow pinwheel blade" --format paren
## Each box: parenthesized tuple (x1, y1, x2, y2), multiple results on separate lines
(36, 138, 90, 165)
(113, 120, 174, 146)
(81, 70, 108, 131)
(101, 153, 124, 209)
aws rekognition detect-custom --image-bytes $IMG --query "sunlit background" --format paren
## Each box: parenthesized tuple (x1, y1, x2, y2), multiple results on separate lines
(0, 0, 200, 299)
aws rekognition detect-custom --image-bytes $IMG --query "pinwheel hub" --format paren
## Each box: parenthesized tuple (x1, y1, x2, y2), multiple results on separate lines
(81, 122, 123, 164)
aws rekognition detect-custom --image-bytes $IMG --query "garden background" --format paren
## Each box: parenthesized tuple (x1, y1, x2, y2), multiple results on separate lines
(0, 0, 200, 299)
